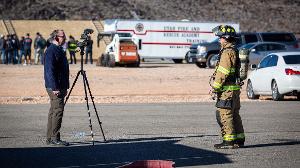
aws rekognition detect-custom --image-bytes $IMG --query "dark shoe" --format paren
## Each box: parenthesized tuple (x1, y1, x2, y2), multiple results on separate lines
(235, 139, 245, 148)
(214, 141, 237, 149)
(49, 140, 70, 146)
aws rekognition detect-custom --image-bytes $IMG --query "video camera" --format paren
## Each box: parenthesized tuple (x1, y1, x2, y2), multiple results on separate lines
(77, 28, 94, 47)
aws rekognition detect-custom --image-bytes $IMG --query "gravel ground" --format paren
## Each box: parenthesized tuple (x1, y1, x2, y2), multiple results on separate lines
(0, 62, 225, 104)
(1, 62, 290, 104)
(0, 61, 298, 104)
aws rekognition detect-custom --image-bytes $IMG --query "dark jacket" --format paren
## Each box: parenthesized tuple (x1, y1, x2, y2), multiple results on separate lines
(11, 37, 19, 50)
(24, 37, 32, 50)
(5, 39, 13, 51)
(0, 38, 5, 50)
(44, 44, 69, 91)
(19, 39, 24, 50)
(37, 37, 47, 49)
(86, 39, 93, 51)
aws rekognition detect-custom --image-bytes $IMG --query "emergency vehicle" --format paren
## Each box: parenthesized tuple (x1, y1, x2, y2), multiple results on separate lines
(104, 19, 239, 63)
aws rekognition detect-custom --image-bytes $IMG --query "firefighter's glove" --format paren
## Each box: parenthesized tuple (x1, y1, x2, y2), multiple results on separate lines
(212, 87, 222, 93)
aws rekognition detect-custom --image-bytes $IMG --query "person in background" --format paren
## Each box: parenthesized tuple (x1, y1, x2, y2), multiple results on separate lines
(11, 34, 20, 64)
(44, 29, 69, 146)
(0, 34, 5, 64)
(85, 35, 93, 64)
(36, 34, 47, 65)
(33, 32, 40, 65)
(23, 33, 32, 65)
(18, 36, 25, 64)
(67, 35, 77, 64)
(5, 35, 13, 64)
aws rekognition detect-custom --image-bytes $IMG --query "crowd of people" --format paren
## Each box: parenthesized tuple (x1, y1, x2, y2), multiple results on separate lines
(0, 32, 94, 65)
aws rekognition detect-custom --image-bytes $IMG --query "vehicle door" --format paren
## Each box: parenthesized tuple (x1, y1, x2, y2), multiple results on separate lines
(251, 55, 272, 93)
(249, 44, 268, 65)
(259, 55, 279, 93)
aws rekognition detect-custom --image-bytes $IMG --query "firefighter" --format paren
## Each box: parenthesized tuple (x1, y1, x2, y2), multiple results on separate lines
(210, 25, 245, 149)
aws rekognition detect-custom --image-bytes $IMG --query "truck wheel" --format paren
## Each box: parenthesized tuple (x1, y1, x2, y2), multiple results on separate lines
(195, 62, 206, 68)
(107, 54, 115, 67)
(206, 54, 218, 68)
(185, 52, 192, 63)
(271, 80, 283, 101)
(207, 54, 219, 68)
(173, 59, 183, 64)
(246, 80, 259, 99)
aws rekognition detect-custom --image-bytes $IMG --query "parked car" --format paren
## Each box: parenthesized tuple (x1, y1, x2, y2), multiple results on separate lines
(239, 42, 288, 65)
(188, 32, 299, 68)
(246, 51, 300, 101)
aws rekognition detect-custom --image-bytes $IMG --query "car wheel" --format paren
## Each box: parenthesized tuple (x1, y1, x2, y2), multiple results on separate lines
(185, 53, 192, 63)
(246, 80, 259, 99)
(195, 62, 206, 68)
(206, 54, 218, 68)
(271, 80, 283, 101)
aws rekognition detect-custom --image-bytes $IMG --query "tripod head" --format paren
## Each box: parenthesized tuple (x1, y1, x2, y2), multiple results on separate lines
(76, 28, 94, 70)
(77, 28, 94, 48)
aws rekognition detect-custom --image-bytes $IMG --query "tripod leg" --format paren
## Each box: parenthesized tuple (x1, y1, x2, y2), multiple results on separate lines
(64, 70, 81, 105)
(82, 71, 95, 145)
(83, 71, 106, 142)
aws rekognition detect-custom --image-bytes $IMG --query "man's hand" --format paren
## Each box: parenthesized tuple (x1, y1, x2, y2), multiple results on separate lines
(53, 90, 60, 96)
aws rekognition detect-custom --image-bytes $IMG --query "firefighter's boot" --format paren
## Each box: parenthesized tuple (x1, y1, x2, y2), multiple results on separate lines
(235, 138, 245, 148)
(235, 133, 245, 147)
(214, 141, 237, 149)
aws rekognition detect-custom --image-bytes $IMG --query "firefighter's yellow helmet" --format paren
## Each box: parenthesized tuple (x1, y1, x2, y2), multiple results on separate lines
(212, 25, 237, 39)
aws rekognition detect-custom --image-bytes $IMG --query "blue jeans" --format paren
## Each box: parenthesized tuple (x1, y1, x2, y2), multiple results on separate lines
(7, 50, 13, 64)
(18, 50, 25, 64)
(1, 49, 5, 64)
(85, 49, 93, 64)
(13, 49, 19, 64)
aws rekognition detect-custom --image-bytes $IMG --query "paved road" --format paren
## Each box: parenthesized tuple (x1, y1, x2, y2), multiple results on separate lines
(0, 101, 299, 168)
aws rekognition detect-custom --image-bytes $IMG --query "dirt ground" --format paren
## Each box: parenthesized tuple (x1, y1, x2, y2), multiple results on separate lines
(0, 61, 251, 104)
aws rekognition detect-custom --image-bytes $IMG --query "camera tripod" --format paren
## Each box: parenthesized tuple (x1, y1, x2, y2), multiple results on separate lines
(64, 45, 106, 145)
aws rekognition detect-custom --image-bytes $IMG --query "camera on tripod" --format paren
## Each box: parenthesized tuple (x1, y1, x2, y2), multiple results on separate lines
(64, 27, 106, 144)
(77, 28, 94, 47)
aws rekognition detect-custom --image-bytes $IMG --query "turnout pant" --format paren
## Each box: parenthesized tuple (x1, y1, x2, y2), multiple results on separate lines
(216, 90, 245, 142)
(46, 89, 67, 141)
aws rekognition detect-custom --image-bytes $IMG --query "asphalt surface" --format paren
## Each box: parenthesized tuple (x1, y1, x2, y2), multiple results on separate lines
(0, 101, 299, 168)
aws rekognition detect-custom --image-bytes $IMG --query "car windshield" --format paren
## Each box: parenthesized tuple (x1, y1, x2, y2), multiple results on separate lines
(239, 43, 255, 49)
(283, 55, 300, 64)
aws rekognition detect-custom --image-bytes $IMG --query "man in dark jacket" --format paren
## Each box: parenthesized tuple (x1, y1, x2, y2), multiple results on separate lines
(0, 35, 5, 64)
(11, 34, 20, 64)
(18, 36, 25, 64)
(24, 33, 32, 65)
(44, 29, 69, 146)
(85, 35, 93, 64)
(5, 35, 13, 64)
